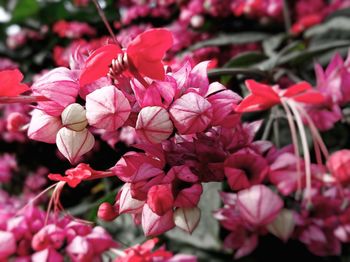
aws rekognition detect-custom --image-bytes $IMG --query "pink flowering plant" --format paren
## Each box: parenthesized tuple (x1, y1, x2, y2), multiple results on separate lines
(1, 0, 350, 261)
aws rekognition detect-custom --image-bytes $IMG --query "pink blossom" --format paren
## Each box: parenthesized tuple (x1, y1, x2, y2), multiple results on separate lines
(136, 106, 173, 144)
(0, 154, 17, 183)
(27, 109, 62, 144)
(0, 231, 16, 259)
(169, 92, 213, 134)
(53, 20, 96, 39)
(147, 184, 174, 216)
(85, 85, 131, 131)
(224, 148, 269, 191)
(237, 185, 283, 227)
(32, 248, 63, 262)
(32, 67, 80, 116)
(327, 150, 350, 185)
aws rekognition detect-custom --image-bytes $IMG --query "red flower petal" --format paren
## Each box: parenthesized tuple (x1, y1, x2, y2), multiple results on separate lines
(282, 82, 312, 98)
(0, 69, 29, 97)
(79, 44, 122, 86)
(235, 80, 280, 112)
(127, 28, 173, 80)
(292, 91, 325, 104)
(235, 94, 279, 112)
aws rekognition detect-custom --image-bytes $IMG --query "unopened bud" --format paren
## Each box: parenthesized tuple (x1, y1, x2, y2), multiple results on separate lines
(61, 103, 87, 131)
(136, 106, 173, 144)
(56, 127, 95, 164)
(190, 15, 204, 28)
(97, 202, 118, 221)
(6, 112, 27, 132)
(85, 85, 131, 131)
(174, 207, 201, 234)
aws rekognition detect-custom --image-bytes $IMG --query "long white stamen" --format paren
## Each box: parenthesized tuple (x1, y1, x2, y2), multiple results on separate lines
(280, 99, 302, 198)
(287, 100, 312, 204)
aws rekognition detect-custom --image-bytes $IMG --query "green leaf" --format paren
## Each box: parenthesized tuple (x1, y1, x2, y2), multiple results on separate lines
(305, 17, 350, 39)
(188, 32, 270, 51)
(262, 33, 287, 57)
(277, 40, 350, 66)
(11, 0, 39, 23)
(224, 51, 268, 68)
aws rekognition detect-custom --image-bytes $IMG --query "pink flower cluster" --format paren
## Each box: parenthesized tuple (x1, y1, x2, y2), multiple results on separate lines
(306, 51, 350, 131)
(0, 197, 117, 261)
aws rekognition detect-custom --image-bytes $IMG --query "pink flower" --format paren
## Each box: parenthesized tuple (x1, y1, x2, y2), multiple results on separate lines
(224, 148, 269, 191)
(27, 109, 62, 144)
(114, 238, 173, 262)
(31, 67, 80, 116)
(237, 185, 283, 227)
(85, 85, 131, 131)
(169, 92, 213, 134)
(66, 236, 94, 262)
(327, 150, 350, 185)
(53, 20, 96, 39)
(0, 154, 17, 183)
(0, 231, 16, 260)
(147, 184, 174, 216)
(136, 106, 174, 144)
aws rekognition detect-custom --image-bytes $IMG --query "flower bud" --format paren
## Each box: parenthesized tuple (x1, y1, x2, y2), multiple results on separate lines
(136, 106, 173, 144)
(174, 207, 201, 234)
(85, 85, 131, 131)
(28, 109, 62, 144)
(169, 92, 212, 134)
(61, 103, 87, 131)
(6, 112, 27, 132)
(56, 127, 95, 164)
(267, 209, 295, 242)
(327, 150, 350, 185)
(97, 202, 118, 221)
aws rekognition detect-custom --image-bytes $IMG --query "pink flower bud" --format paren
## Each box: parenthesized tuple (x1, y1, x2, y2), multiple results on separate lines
(56, 127, 95, 164)
(147, 184, 174, 216)
(0, 231, 16, 260)
(174, 207, 201, 234)
(327, 150, 350, 185)
(190, 15, 204, 28)
(237, 185, 283, 227)
(97, 202, 118, 221)
(85, 85, 131, 131)
(61, 103, 87, 131)
(267, 209, 295, 242)
(135, 106, 173, 144)
(169, 92, 213, 134)
(28, 109, 62, 144)
(6, 112, 27, 132)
